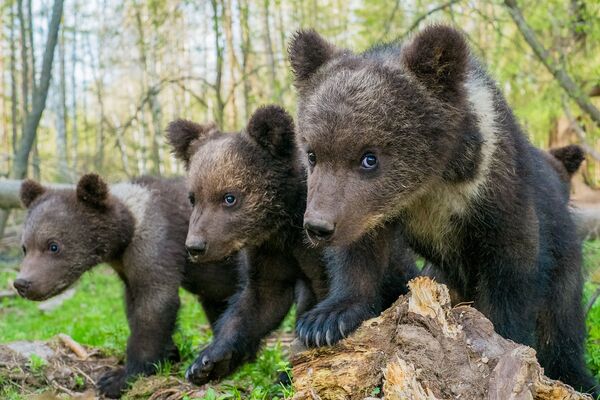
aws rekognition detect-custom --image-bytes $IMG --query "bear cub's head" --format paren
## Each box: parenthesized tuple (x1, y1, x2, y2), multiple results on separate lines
(15, 174, 128, 301)
(289, 25, 473, 245)
(167, 105, 298, 263)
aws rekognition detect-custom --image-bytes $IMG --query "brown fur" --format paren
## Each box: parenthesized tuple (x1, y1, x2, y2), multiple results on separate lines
(289, 25, 597, 394)
(16, 174, 239, 398)
(167, 105, 420, 384)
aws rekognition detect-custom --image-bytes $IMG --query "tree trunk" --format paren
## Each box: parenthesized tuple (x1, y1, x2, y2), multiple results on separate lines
(211, 0, 225, 129)
(238, 0, 252, 122)
(292, 277, 592, 400)
(9, 1, 19, 159)
(55, 27, 70, 182)
(222, 0, 238, 130)
(11, 0, 65, 180)
(2, 2, 20, 239)
(27, 0, 35, 93)
(261, 0, 279, 102)
(17, 0, 29, 122)
(134, 2, 162, 176)
(70, 4, 78, 173)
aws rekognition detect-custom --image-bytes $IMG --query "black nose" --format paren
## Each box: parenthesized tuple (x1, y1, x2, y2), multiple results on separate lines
(13, 279, 31, 297)
(304, 219, 335, 241)
(186, 241, 207, 257)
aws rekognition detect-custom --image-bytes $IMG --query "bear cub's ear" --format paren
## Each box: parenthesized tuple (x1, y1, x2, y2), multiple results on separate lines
(166, 119, 217, 169)
(247, 105, 295, 158)
(549, 144, 585, 177)
(77, 173, 109, 210)
(20, 180, 46, 208)
(288, 29, 339, 91)
(402, 25, 469, 102)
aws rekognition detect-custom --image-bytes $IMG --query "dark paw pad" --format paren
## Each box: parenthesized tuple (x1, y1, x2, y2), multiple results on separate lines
(296, 301, 374, 347)
(97, 368, 129, 399)
(185, 346, 233, 386)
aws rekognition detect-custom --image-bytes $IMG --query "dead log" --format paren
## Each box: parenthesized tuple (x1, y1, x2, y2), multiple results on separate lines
(571, 206, 600, 240)
(291, 277, 592, 400)
(0, 179, 72, 209)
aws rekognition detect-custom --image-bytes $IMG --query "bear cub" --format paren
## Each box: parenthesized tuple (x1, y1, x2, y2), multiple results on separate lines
(16, 174, 239, 398)
(289, 26, 597, 394)
(166, 105, 419, 385)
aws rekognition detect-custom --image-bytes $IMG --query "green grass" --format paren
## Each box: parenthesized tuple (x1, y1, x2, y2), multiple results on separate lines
(0, 263, 293, 399)
(584, 239, 600, 379)
(2, 240, 600, 398)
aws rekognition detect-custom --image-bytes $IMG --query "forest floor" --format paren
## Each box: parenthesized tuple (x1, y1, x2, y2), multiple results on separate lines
(0, 240, 600, 399)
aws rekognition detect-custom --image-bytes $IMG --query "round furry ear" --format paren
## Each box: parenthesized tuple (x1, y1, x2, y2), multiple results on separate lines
(288, 29, 339, 92)
(20, 180, 45, 208)
(402, 25, 469, 102)
(76, 173, 109, 209)
(549, 144, 585, 177)
(247, 105, 295, 158)
(166, 119, 217, 169)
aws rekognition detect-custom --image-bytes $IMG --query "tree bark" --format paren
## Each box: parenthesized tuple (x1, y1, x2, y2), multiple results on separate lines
(11, 0, 65, 180)
(222, 0, 238, 130)
(292, 277, 592, 400)
(9, 2, 19, 159)
(238, 0, 252, 122)
(261, 0, 279, 102)
(55, 27, 70, 182)
(17, 0, 29, 122)
(70, 3, 79, 173)
(211, 0, 225, 129)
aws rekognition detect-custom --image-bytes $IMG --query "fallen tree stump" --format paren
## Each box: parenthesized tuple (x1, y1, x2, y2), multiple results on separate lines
(291, 277, 592, 400)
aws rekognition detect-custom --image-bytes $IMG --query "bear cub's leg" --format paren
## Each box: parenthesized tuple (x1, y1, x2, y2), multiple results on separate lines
(97, 283, 180, 398)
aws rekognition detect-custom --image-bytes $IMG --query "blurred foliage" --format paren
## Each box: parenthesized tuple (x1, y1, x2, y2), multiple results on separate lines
(0, 0, 598, 183)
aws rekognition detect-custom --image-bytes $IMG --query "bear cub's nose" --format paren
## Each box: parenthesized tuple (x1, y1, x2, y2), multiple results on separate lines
(304, 219, 335, 241)
(13, 278, 31, 297)
(186, 241, 207, 257)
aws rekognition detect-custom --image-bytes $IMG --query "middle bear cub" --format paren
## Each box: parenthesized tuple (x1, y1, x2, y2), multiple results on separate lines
(167, 105, 419, 384)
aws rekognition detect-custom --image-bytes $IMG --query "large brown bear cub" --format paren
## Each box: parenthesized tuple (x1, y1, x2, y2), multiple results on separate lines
(16, 175, 239, 398)
(166, 105, 418, 385)
(289, 26, 598, 394)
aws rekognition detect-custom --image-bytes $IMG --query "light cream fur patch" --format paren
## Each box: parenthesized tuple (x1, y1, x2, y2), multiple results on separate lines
(110, 182, 152, 228)
(402, 73, 500, 256)
(462, 73, 499, 199)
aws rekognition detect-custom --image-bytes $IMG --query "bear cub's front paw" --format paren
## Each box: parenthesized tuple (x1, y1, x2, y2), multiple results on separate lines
(97, 367, 129, 398)
(296, 300, 375, 347)
(186, 345, 234, 386)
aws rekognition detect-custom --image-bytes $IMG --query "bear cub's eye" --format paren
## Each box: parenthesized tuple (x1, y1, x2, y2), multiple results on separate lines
(188, 192, 196, 206)
(361, 153, 378, 170)
(48, 242, 60, 254)
(223, 194, 237, 207)
(307, 151, 317, 166)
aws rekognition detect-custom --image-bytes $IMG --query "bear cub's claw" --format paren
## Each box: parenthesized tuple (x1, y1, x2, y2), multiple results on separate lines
(295, 300, 375, 347)
(186, 345, 233, 386)
(97, 367, 129, 399)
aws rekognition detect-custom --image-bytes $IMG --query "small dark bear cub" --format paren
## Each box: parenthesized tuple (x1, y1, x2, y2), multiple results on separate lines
(289, 26, 598, 395)
(166, 105, 419, 385)
(16, 174, 239, 398)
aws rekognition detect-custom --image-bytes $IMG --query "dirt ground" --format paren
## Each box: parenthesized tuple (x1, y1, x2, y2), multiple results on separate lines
(0, 336, 213, 399)
(0, 334, 294, 400)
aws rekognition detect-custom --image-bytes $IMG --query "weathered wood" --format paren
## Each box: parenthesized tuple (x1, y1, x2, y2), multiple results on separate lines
(571, 206, 600, 240)
(0, 179, 73, 209)
(291, 277, 592, 400)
